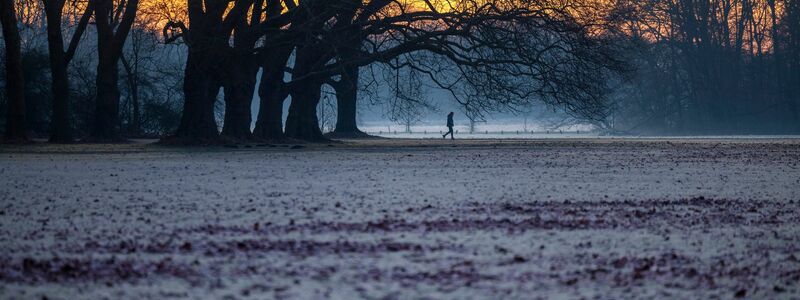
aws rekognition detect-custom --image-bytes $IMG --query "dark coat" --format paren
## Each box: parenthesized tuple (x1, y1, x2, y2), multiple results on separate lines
(446, 114, 454, 127)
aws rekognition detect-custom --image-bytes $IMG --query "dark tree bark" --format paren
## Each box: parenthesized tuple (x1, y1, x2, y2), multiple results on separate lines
(252, 46, 292, 140)
(43, 0, 92, 143)
(284, 42, 328, 141)
(45, 44, 71, 142)
(176, 49, 221, 140)
(251, 0, 294, 140)
(221, 57, 257, 139)
(174, 33, 224, 141)
(87, 0, 139, 142)
(169, 0, 251, 142)
(332, 64, 365, 136)
(283, 0, 359, 141)
(284, 43, 325, 140)
(1, 0, 27, 142)
(285, 79, 325, 141)
(93, 47, 122, 140)
(220, 0, 263, 140)
(324, 8, 366, 138)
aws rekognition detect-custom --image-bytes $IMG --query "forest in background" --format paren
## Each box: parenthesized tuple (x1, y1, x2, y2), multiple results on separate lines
(1, 0, 798, 143)
(609, 0, 800, 134)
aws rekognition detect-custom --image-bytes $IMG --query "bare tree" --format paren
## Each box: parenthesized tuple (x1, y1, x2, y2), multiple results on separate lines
(607, 0, 799, 134)
(329, 61, 364, 137)
(163, 0, 284, 142)
(387, 66, 429, 134)
(120, 21, 163, 136)
(43, 0, 93, 142)
(246, 0, 294, 140)
(163, 0, 626, 142)
(0, 0, 27, 141)
(463, 104, 485, 134)
(86, 0, 140, 141)
(219, 0, 265, 140)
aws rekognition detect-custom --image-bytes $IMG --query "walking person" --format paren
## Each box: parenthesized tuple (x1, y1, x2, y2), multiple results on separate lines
(442, 112, 455, 139)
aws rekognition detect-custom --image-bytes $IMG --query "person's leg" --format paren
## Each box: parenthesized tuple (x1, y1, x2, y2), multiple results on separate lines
(449, 127, 454, 139)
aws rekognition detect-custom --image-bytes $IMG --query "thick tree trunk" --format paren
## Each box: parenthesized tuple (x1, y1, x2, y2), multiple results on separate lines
(220, 17, 260, 140)
(91, 55, 123, 141)
(90, 13, 122, 142)
(248, 0, 292, 140)
(45, 11, 72, 143)
(48, 57, 72, 142)
(175, 51, 221, 140)
(252, 47, 292, 140)
(168, 0, 252, 143)
(87, 0, 137, 142)
(221, 92, 252, 139)
(285, 79, 325, 141)
(221, 61, 257, 140)
(1, 0, 27, 141)
(332, 64, 364, 135)
(253, 72, 286, 140)
(44, 0, 90, 142)
(284, 45, 327, 141)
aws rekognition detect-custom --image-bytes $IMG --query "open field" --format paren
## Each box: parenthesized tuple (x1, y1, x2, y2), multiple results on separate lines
(1, 139, 799, 299)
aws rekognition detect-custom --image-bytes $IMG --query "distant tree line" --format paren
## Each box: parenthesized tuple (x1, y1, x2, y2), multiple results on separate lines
(607, 0, 800, 134)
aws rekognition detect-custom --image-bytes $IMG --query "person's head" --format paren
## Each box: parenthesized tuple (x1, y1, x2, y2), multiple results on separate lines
(448, 112, 454, 116)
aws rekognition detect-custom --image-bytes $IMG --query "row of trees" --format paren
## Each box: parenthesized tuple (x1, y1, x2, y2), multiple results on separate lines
(608, 0, 800, 134)
(159, 0, 626, 142)
(7, 0, 796, 142)
(1, 0, 625, 143)
(2, 0, 185, 142)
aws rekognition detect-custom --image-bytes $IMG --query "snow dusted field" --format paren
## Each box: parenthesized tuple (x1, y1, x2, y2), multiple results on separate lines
(1, 139, 799, 299)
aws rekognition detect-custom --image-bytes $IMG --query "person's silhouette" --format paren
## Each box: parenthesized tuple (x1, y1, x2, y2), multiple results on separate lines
(442, 112, 455, 140)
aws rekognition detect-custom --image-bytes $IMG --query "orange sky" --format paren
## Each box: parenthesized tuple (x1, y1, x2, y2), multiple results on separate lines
(15, 0, 783, 54)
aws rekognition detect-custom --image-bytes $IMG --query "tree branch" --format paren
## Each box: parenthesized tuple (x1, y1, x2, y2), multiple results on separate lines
(64, 1, 94, 63)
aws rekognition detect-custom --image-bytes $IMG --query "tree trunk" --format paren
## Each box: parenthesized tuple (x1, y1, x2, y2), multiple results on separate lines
(175, 51, 221, 140)
(121, 56, 140, 136)
(48, 56, 72, 142)
(221, 61, 257, 140)
(285, 79, 325, 141)
(252, 46, 292, 140)
(87, 0, 137, 142)
(332, 64, 365, 136)
(1, 0, 27, 141)
(44, 0, 91, 142)
(284, 45, 327, 141)
(252, 70, 287, 140)
(90, 15, 122, 142)
(91, 53, 123, 141)
(44, 7, 71, 143)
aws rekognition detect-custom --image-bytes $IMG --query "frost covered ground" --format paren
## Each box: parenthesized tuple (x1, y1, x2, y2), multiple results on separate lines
(1, 139, 799, 299)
